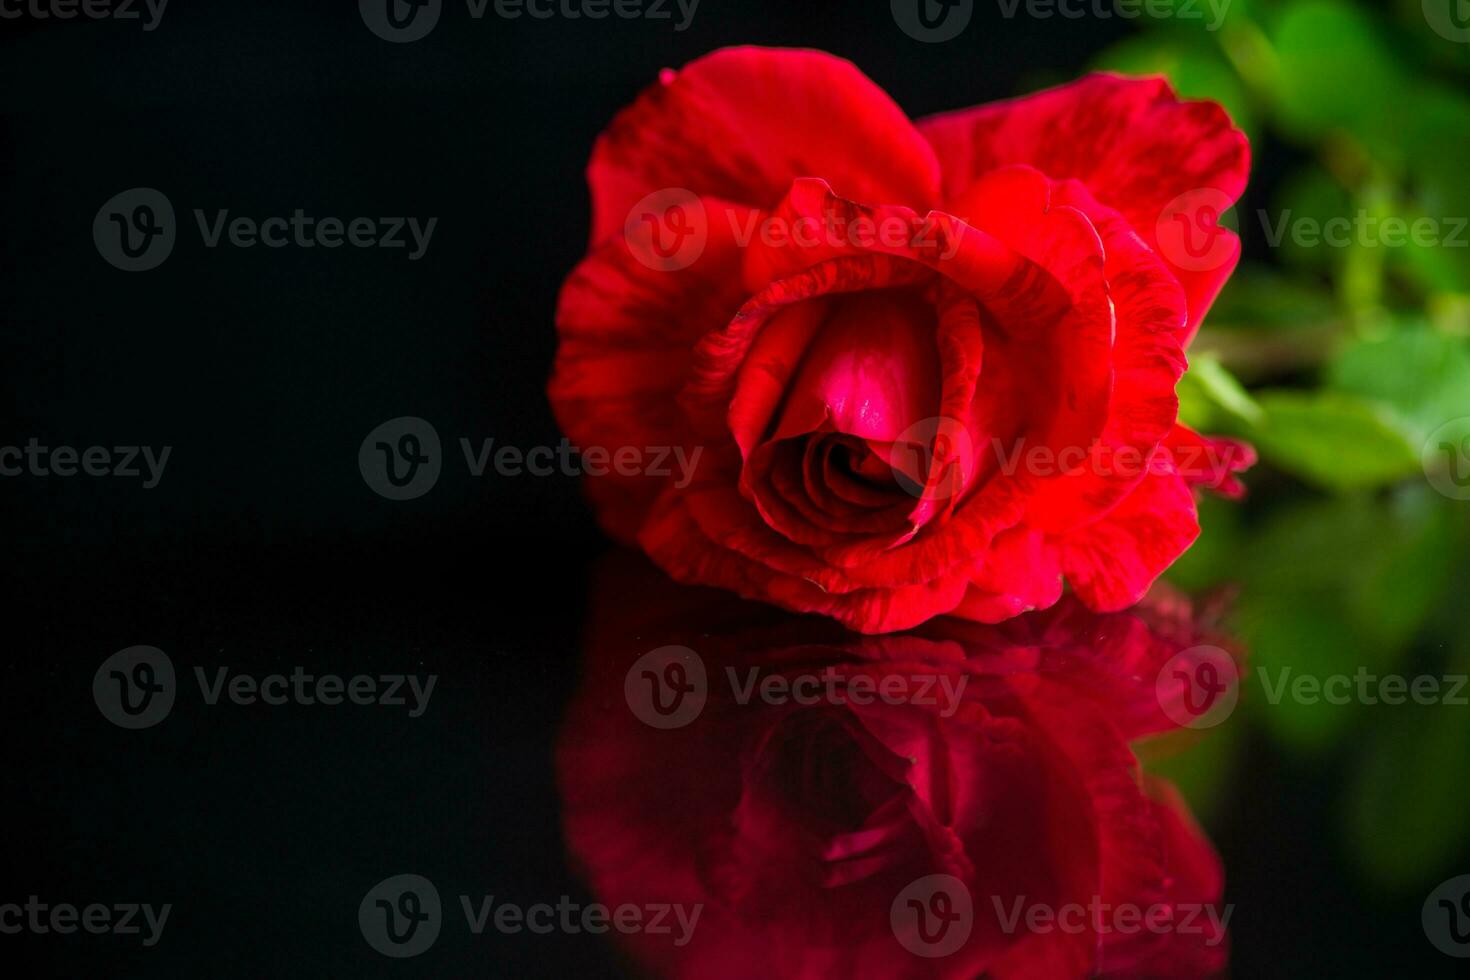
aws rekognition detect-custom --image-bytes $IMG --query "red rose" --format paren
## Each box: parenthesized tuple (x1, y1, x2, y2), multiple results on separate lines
(551, 48, 1254, 633)
(558, 556, 1236, 979)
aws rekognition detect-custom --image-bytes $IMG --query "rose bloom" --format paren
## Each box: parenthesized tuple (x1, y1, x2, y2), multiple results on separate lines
(551, 48, 1254, 633)
(559, 556, 1236, 979)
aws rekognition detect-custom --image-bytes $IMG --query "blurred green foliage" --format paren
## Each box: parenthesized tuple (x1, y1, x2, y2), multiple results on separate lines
(1095, 0, 1470, 891)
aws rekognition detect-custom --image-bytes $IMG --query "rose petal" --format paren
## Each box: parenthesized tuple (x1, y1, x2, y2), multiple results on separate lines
(919, 73, 1249, 336)
(1162, 424, 1256, 499)
(550, 197, 754, 539)
(589, 47, 940, 245)
(1019, 178, 1189, 532)
(639, 486, 974, 634)
(1056, 470, 1201, 612)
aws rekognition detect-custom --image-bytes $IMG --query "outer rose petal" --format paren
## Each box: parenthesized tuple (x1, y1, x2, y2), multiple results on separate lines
(1163, 424, 1256, 499)
(918, 73, 1249, 336)
(1054, 468, 1201, 613)
(952, 527, 1064, 623)
(940, 166, 1114, 463)
(588, 47, 941, 244)
(1018, 177, 1189, 531)
(549, 196, 753, 541)
(639, 484, 973, 634)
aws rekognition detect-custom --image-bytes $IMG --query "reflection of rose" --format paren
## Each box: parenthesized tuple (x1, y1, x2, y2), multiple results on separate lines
(550, 47, 1254, 633)
(558, 556, 1236, 979)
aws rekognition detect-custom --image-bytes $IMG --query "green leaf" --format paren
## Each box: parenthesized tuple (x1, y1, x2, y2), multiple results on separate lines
(1329, 327, 1470, 441)
(1248, 390, 1422, 490)
(1179, 354, 1263, 430)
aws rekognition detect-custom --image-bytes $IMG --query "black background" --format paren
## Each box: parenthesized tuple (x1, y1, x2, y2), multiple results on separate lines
(0, 1, 1456, 976)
